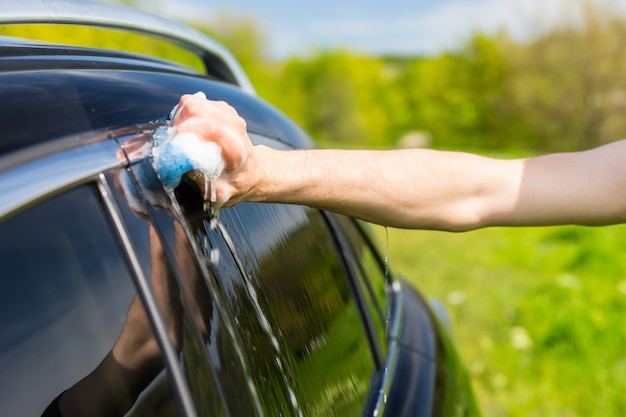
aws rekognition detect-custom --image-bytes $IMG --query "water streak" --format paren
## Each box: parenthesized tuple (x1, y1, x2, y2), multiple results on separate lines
(161, 187, 265, 416)
(150, 110, 302, 414)
(213, 213, 304, 416)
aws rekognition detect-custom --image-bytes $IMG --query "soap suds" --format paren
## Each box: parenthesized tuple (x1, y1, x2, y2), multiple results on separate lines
(151, 125, 225, 206)
(150, 90, 225, 207)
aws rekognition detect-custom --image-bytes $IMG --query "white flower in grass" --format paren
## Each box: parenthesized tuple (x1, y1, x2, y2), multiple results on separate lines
(510, 326, 533, 350)
(446, 290, 466, 306)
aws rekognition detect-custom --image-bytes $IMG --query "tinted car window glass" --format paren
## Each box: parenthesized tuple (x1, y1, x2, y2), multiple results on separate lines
(213, 203, 376, 416)
(120, 162, 253, 416)
(0, 69, 311, 155)
(334, 216, 390, 353)
(0, 185, 181, 417)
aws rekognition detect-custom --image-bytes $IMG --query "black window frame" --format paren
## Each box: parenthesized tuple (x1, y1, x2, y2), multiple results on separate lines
(320, 211, 386, 370)
(98, 171, 201, 417)
(0, 135, 202, 417)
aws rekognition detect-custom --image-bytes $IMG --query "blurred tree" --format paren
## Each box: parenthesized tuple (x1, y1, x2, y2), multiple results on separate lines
(394, 34, 510, 150)
(277, 51, 400, 148)
(85, 0, 626, 152)
(504, 0, 626, 151)
(105, 2, 278, 92)
(194, 13, 275, 93)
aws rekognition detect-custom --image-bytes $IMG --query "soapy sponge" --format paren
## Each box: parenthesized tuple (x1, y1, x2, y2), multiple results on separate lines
(150, 92, 226, 202)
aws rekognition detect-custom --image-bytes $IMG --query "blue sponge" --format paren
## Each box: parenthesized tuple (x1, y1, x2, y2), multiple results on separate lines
(151, 133, 194, 189)
(149, 92, 225, 202)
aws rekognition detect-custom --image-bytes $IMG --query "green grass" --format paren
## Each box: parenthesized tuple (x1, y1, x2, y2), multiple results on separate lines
(375, 223, 626, 417)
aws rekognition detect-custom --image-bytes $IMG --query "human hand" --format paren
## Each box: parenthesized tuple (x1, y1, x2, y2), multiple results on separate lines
(170, 93, 261, 207)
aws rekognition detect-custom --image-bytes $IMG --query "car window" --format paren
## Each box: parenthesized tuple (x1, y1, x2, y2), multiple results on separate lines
(198, 202, 377, 416)
(120, 161, 254, 417)
(333, 215, 391, 355)
(0, 184, 182, 417)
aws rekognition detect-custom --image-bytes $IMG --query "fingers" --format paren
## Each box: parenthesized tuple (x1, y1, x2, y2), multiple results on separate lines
(171, 94, 250, 173)
(169, 93, 256, 207)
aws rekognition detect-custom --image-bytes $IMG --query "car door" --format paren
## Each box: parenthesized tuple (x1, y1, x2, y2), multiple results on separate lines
(0, 139, 206, 417)
(135, 129, 387, 417)
(121, 145, 263, 417)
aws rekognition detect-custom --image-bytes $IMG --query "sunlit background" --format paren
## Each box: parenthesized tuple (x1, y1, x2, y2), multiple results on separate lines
(5, 0, 625, 415)
(127, 0, 626, 58)
(108, 1, 626, 416)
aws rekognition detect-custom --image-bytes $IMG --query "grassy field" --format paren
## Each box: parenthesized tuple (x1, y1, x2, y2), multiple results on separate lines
(374, 223, 626, 416)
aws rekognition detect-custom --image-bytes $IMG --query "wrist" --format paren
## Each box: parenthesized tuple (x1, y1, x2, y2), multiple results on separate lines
(247, 144, 279, 202)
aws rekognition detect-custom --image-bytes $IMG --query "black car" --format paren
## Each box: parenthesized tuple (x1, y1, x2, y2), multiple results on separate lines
(0, 1, 479, 416)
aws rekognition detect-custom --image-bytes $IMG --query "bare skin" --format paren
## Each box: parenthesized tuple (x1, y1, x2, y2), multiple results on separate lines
(172, 94, 626, 231)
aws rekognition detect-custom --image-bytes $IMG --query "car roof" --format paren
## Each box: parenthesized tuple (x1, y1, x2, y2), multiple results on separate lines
(0, 0, 255, 93)
(0, 1, 314, 168)
(0, 62, 313, 165)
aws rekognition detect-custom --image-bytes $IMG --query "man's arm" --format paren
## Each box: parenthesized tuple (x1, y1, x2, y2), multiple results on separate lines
(506, 142, 626, 228)
(249, 146, 522, 231)
(172, 94, 626, 231)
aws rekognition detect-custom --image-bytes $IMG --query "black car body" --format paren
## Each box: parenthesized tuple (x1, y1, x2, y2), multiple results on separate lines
(0, 2, 479, 416)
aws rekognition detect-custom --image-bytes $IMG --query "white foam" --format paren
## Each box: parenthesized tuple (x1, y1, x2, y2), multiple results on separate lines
(171, 132, 224, 180)
(151, 128, 225, 204)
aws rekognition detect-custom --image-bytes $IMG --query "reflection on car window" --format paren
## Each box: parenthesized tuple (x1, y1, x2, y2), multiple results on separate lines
(335, 216, 390, 354)
(0, 185, 181, 417)
(200, 202, 376, 416)
(117, 160, 236, 417)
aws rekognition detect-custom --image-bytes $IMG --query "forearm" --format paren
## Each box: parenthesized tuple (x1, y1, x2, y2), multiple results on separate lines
(248, 146, 524, 231)
(247, 141, 626, 230)
(172, 97, 626, 230)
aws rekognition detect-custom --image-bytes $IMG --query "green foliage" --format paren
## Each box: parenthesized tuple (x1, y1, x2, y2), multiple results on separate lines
(14, 2, 626, 153)
(277, 50, 399, 147)
(394, 34, 511, 149)
(503, 6, 626, 151)
(376, 220, 626, 416)
(192, 13, 280, 97)
(0, 24, 204, 71)
(208, 1, 625, 153)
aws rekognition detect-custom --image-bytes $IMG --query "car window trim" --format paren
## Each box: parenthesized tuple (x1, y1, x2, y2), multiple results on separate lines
(371, 281, 403, 417)
(0, 138, 121, 220)
(0, 0, 255, 94)
(321, 211, 384, 369)
(97, 173, 200, 417)
(323, 212, 413, 417)
(340, 217, 388, 330)
(0, 133, 202, 417)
